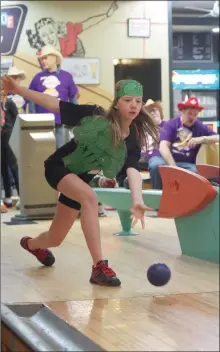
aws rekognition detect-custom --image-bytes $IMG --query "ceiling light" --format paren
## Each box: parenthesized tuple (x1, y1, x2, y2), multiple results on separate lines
(113, 59, 119, 65)
(212, 27, 219, 33)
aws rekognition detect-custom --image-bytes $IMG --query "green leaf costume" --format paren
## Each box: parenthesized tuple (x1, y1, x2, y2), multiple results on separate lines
(62, 79, 143, 179)
(62, 116, 127, 179)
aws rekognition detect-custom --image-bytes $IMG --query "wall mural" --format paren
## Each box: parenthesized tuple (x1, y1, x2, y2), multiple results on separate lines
(26, 1, 118, 58)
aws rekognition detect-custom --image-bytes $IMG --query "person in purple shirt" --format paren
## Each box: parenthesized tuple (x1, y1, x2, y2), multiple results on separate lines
(121, 99, 166, 187)
(142, 99, 166, 160)
(28, 45, 78, 149)
(148, 97, 219, 189)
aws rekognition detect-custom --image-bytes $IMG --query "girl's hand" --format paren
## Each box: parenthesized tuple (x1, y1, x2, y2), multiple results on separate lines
(1, 75, 19, 95)
(130, 201, 152, 229)
(99, 177, 117, 188)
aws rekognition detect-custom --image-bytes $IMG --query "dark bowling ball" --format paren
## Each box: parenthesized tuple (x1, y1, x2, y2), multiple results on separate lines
(147, 263, 171, 286)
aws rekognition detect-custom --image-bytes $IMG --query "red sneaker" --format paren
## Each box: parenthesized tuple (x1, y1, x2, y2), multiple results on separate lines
(90, 260, 121, 286)
(20, 237, 55, 267)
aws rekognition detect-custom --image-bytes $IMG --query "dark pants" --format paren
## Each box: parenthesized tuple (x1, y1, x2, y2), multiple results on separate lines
(1, 132, 19, 198)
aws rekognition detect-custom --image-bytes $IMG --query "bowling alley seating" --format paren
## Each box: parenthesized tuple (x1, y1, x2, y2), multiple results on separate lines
(95, 166, 219, 264)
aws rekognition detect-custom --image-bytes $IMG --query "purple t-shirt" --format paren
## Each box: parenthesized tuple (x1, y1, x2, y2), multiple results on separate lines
(150, 116, 216, 163)
(29, 69, 78, 124)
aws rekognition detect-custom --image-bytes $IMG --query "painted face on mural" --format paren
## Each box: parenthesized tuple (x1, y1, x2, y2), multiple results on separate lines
(38, 22, 59, 49)
(26, 2, 118, 57)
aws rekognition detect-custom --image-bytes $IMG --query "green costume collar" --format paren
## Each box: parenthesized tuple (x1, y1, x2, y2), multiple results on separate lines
(116, 80, 143, 98)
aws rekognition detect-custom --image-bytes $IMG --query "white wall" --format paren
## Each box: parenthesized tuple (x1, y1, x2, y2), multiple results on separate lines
(2, 0, 170, 117)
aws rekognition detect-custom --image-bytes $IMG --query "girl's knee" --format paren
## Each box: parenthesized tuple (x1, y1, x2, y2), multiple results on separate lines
(80, 188, 98, 206)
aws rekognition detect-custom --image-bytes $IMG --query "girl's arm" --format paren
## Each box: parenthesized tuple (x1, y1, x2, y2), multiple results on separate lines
(2, 75, 59, 112)
(16, 85, 60, 112)
(59, 102, 105, 126)
(124, 131, 143, 203)
(124, 133, 152, 227)
(126, 167, 152, 229)
(126, 168, 143, 204)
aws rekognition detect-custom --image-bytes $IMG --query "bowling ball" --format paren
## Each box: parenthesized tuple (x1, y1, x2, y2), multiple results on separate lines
(147, 263, 171, 286)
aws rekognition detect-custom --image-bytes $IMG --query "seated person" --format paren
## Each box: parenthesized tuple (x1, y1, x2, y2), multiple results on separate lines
(140, 99, 166, 166)
(148, 97, 219, 189)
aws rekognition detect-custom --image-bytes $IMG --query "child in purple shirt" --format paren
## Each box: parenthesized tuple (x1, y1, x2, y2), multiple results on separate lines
(29, 45, 78, 149)
(148, 97, 219, 189)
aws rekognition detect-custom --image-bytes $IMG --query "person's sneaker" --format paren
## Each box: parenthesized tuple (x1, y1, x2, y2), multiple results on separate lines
(20, 237, 55, 267)
(3, 198, 13, 208)
(90, 260, 121, 286)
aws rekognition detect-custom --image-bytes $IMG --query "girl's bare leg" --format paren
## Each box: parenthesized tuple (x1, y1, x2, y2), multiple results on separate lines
(22, 174, 121, 286)
(28, 174, 102, 265)
(28, 202, 79, 250)
(56, 174, 102, 265)
(80, 205, 102, 265)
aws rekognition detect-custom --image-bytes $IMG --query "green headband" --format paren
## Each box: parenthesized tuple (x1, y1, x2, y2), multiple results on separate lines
(116, 80, 143, 98)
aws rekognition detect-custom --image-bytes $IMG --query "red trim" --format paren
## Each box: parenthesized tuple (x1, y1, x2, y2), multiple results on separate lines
(197, 164, 220, 183)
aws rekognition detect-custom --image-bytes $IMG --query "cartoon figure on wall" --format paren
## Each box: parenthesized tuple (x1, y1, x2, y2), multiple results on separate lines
(26, 1, 118, 57)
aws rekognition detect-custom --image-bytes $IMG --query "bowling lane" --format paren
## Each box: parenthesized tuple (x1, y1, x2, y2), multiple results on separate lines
(47, 293, 219, 351)
(1, 212, 219, 303)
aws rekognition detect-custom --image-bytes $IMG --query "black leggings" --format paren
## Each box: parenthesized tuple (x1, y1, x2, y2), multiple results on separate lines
(44, 159, 94, 210)
(1, 132, 19, 198)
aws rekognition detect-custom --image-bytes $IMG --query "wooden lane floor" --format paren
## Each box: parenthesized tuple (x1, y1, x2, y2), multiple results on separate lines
(1, 211, 219, 350)
(47, 292, 219, 351)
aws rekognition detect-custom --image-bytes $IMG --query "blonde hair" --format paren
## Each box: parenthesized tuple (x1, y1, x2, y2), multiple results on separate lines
(105, 80, 159, 148)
